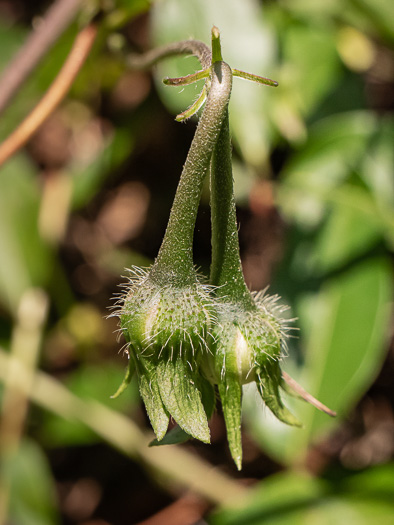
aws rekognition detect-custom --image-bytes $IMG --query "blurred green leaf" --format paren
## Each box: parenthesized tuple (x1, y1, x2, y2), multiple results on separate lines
(210, 464, 394, 525)
(359, 117, 394, 247)
(0, 156, 52, 314)
(245, 258, 392, 464)
(280, 22, 341, 117)
(5, 438, 59, 525)
(345, 0, 394, 43)
(151, 0, 278, 165)
(309, 185, 384, 275)
(278, 111, 378, 228)
(70, 127, 134, 210)
(303, 260, 393, 433)
(0, 21, 26, 69)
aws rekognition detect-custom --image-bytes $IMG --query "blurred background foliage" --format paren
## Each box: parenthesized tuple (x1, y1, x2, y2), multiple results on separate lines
(0, 0, 393, 523)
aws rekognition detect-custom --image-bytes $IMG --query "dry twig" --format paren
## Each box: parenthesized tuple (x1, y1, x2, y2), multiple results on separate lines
(0, 0, 83, 115)
(0, 23, 97, 168)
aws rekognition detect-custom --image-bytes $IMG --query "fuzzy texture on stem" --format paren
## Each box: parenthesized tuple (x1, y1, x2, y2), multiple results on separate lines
(150, 60, 233, 286)
(128, 40, 212, 70)
(210, 111, 256, 310)
(209, 105, 300, 469)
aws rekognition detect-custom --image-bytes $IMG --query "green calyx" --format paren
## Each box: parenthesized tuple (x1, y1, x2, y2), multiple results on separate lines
(113, 26, 335, 469)
(117, 268, 215, 442)
(209, 294, 299, 469)
(120, 268, 214, 358)
(207, 68, 301, 466)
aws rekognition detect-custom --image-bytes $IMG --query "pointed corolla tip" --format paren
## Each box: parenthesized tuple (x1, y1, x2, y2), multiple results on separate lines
(212, 26, 220, 39)
(211, 26, 223, 63)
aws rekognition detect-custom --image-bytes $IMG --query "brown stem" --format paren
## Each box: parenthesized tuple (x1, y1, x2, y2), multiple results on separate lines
(0, 23, 97, 168)
(0, 0, 83, 115)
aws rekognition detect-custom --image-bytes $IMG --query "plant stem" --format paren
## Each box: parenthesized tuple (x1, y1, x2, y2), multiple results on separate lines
(0, 289, 48, 525)
(0, 348, 249, 506)
(127, 40, 212, 70)
(0, 23, 97, 168)
(149, 60, 233, 286)
(210, 111, 255, 310)
(0, 0, 83, 116)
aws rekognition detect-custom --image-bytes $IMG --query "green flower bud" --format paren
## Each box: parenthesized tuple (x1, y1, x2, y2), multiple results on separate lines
(110, 27, 335, 470)
(120, 268, 213, 358)
(115, 267, 215, 443)
(208, 292, 300, 470)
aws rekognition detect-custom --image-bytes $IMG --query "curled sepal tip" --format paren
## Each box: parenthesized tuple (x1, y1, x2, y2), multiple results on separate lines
(163, 68, 210, 87)
(281, 371, 337, 418)
(232, 68, 278, 87)
(175, 86, 207, 122)
(216, 335, 243, 469)
(256, 363, 302, 427)
(211, 26, 223, 63)
(111, 354, 135, 399)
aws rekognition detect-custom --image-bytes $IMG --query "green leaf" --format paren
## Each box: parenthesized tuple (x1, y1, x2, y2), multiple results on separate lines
(310, 186, 384, 275)
(5, 438, 59, 525)
(0, 155, 52, 314)
(359, 116, 394, 247)
(281, 23, 341, 117)
(245, 258, 393, 464)
(300, 259, 393, 433)
(219, 376, 243, 470)
(138, 357, 170, 441)
(157, 357, 210, 443)
(210, 465, 394, 525)
(278, 111, 378, 229)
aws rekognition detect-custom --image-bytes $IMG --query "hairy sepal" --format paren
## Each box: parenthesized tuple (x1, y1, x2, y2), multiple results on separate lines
(111, 355, 135, 399)
(149, 374, 215, 447)
(120, 269, 215, 360)
(137, 355, 170, 440)
(157, 357, 210, 443)
(216, 337, 243, 470)
(256, 362, 301, 427)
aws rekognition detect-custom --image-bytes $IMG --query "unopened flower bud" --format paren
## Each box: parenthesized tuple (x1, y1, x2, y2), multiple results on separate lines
(210, 292, 300, 469)
(115, 267, 215, 443)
